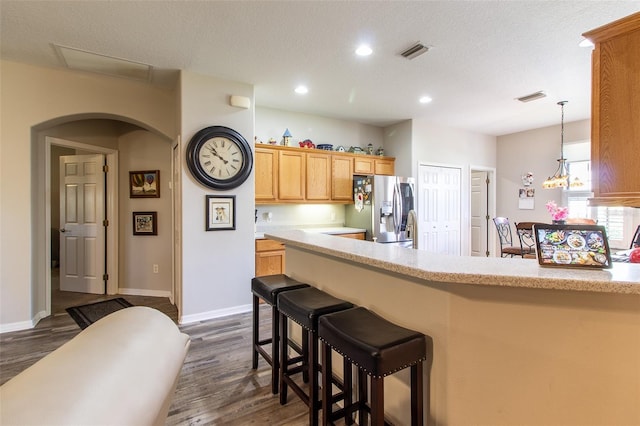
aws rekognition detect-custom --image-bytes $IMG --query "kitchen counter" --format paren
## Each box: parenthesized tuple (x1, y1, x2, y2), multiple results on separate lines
(265, 230, 640, 294)
(266, 229, 640, 425)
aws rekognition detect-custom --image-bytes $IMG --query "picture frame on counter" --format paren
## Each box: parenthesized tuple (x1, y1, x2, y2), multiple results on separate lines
(206, 195, 235, 231)
(132, 211, 157, 235)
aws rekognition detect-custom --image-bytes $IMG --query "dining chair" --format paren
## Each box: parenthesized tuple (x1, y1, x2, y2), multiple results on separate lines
(630, 224, 640, 249)
(515, 222, 546, 259)
(493, 217, 523, 258)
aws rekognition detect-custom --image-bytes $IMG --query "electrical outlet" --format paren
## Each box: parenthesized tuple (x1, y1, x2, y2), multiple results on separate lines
(153, 264, 159, 273)
(330, 212, 336, 221)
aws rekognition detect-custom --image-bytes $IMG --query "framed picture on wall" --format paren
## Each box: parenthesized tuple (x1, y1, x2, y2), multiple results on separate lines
(129, 170, 160, 198)
(133, 211, 157, 235)
(206, 195, 235, 231)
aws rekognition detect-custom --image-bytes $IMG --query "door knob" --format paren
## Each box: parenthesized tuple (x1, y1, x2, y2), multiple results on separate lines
(60, 228, 67, 233)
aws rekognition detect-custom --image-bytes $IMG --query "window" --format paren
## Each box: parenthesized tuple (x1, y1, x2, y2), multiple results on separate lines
(564, 160, 639, 249)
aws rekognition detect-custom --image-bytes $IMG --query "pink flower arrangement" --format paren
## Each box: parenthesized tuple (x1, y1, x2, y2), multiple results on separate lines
(546, 200, 568, 221)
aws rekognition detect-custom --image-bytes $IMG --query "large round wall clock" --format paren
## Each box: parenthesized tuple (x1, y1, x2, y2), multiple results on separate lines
(186, 125, 253, 190)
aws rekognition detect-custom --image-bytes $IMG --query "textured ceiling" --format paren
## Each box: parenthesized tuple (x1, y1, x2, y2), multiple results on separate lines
(1, 1, 638, 136)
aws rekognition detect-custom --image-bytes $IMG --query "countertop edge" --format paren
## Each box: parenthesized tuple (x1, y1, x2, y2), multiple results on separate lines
(266, 230, 640, 295)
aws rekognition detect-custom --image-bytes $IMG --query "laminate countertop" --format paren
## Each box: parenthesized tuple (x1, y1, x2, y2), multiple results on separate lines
(265, 230, 640, 295)
(255, 226, 366, 240)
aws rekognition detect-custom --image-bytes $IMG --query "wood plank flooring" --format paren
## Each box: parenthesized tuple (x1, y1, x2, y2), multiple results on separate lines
(0, 272, 319, 425)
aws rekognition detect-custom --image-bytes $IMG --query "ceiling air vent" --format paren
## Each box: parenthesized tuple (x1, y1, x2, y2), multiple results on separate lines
(400, 42, 430, 60)
(516, 91, 547, 103)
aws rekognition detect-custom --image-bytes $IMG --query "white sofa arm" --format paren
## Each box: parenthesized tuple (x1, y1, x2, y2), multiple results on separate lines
(0, 306, 190, 426)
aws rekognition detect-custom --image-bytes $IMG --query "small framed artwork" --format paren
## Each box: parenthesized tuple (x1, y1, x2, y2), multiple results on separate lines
(206, 195, 235, 231)
(129, 170, 160, 198)
(133, 211, 158, 235)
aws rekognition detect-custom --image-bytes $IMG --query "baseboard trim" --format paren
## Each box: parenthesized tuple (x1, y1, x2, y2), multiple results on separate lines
(0, 309, 47, 334)
(118, 288, 172, 298)
(180, 304, 252, 325)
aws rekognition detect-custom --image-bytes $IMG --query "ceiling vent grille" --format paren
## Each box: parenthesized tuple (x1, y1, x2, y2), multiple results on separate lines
(400, 42, 430, 60)
(516, 91, 547, 103)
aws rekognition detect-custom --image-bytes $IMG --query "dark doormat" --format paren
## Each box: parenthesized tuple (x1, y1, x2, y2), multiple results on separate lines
(66, 298, 134, 330)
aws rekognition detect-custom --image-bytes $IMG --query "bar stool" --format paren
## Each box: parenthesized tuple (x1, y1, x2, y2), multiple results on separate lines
(278, 287, 354, 426)
(318, 307, 428, 426)
(251, 274, 310, 394)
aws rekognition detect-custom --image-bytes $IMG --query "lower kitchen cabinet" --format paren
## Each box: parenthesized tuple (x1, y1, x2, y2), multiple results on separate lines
(337, 232, 365, 240)
(255, 239, 285, 276)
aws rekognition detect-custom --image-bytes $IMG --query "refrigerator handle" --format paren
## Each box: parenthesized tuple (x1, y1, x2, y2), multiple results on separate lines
(393, 182, 402, 234)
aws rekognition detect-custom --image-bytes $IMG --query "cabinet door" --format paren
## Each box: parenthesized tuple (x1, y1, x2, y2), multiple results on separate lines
(354, 157, 375, 175)
(255, 251, 286, 276)
(375, 158, 395, 176)
(332, 155, 354, 201)
(255, 148, 278, 202)
(278, 150, 306, 200)
(584, 12, 640, 207)
(306, 152, 331, 200)
(338, 232, 365, 240)
(255, 239, 286, 276)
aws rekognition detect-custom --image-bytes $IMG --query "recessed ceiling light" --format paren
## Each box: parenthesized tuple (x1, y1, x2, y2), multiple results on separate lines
(355, 45, 373, 56)
(419, 96, 433, 104)
(295, 85, 308, 94)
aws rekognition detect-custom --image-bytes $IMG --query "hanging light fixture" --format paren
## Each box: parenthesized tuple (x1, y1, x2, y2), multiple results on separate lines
(543, 101, 570, 189)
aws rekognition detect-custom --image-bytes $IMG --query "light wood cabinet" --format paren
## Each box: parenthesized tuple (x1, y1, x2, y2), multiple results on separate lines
(306, 152, 332, 200)
(583, 12, 640, 207)
(255, 239, 285, 276)
(337, 232, 365, 240)
(255, 148, 278, 202)
(374, 158, 395, 176)
(278, 150, 306, 201)
(354, 157, 375, 175)
(254, 144, 395, 204)
(332, 155, 354, 201)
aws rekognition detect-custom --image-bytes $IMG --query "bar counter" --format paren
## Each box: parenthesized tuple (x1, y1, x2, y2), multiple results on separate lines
(266, 230, 640, 425)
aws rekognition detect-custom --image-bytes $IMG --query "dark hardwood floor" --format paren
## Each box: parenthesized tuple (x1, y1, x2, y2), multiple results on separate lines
(0, 269, 313, 425)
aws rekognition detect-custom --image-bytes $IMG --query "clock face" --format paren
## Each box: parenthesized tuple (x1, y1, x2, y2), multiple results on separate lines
(198, 136, 245, 180)
(186, 126, 253, 190)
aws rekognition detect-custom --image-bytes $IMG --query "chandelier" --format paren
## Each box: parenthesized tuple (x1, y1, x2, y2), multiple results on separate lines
(543, 101, 570, 189)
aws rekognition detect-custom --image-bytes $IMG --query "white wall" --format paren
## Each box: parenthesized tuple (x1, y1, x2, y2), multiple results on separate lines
(496, 119, 590, 225)
(179, 71, 256, 322)
(0, 60, 176, 331)
(411, 119, 497, 255)
(256, 106, 384, 149)
(118, 130, 173, 295)
(383, 120, 413, 177)
(256, 204, 346, 231)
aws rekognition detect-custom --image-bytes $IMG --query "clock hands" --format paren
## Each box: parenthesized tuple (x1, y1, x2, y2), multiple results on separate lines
(207, 145, 228, 164)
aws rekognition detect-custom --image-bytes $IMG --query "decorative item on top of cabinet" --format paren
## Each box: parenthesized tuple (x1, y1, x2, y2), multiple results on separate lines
(583, 12, 640, 207)
(255, 238, 285, 276)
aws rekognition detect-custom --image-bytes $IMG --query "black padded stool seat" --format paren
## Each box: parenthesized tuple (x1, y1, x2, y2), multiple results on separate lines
(319, 307, 428, 426)
(278, 287, 354, 426)
(251, 274, 310, 394)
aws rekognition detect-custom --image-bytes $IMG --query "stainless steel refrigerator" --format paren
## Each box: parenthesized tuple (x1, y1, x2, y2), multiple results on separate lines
(345, 175, 416, 247)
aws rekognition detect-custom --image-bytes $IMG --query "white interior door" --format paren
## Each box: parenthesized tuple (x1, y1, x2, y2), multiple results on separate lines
(471, 171, 489, 257)
(418, 164, 461, 255)
(60, 154, 105, 294)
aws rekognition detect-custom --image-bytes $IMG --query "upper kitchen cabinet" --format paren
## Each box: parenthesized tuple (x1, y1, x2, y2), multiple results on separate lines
(278, 150, 306, 201)
(254, 144, 394, 204)
(306, 152, 332, 200)
(583, 12, 640, 207)
(332, 155, 354, 201)
(255, 147, 279, 202)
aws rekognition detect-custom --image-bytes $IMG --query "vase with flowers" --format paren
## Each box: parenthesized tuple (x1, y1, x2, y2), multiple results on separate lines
(546, 200, 568, 225)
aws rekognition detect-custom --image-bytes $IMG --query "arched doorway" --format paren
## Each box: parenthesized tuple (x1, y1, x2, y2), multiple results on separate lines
(34, 115, 176, 320)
